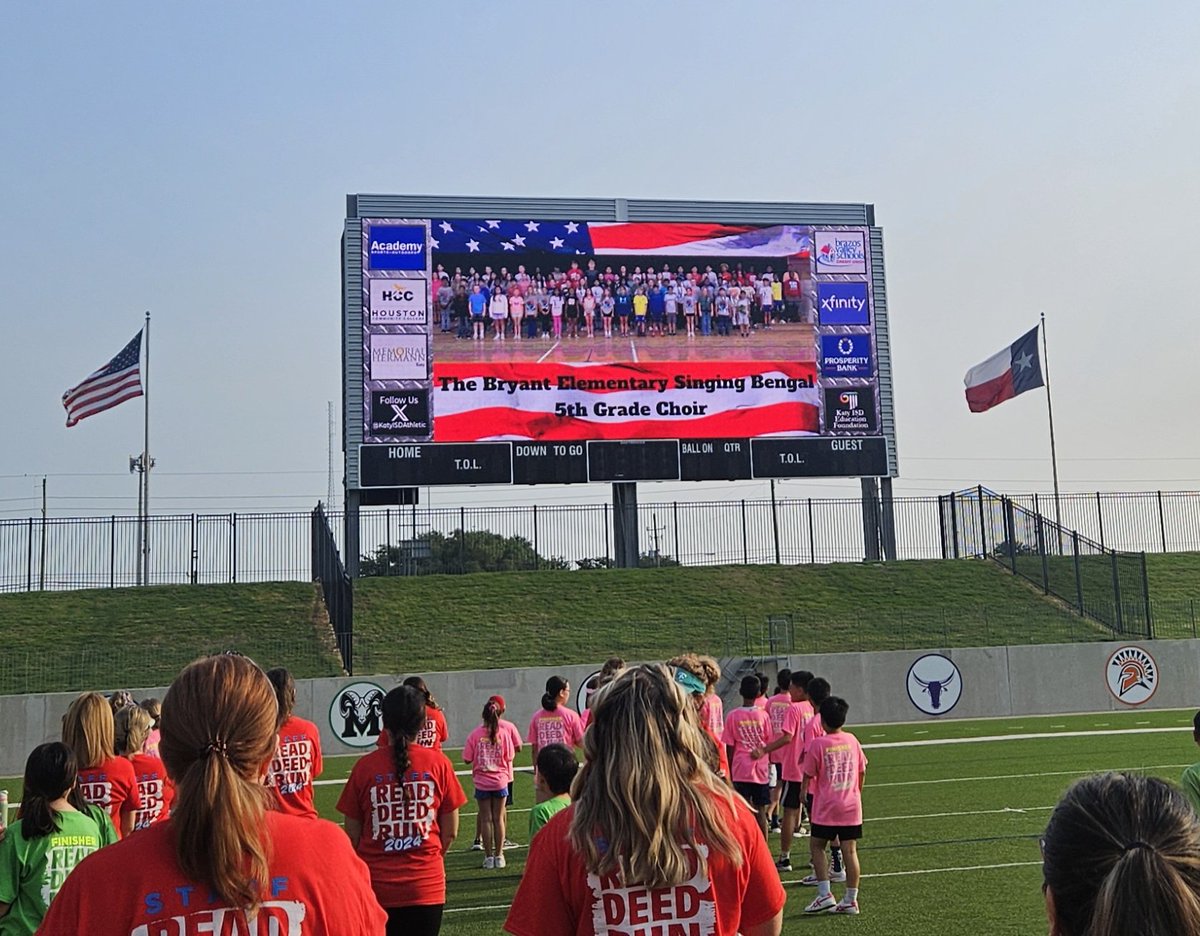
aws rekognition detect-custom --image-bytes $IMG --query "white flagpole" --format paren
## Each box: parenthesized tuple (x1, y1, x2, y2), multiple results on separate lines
(142, 311, 151, 586)
(1040, 312, 1062, 533)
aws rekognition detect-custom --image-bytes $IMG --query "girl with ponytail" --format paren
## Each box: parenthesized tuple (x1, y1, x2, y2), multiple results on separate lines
(464, 695, 522, 870)
(0, 743, 103, 934)
(61, 692, 140, 838)
(338, 685, 466, 936)
(1041, 772, 1200, 936)
(527, 675, 584, 767)
(404, 675, 450, 751)
(40, 654, 385, 935)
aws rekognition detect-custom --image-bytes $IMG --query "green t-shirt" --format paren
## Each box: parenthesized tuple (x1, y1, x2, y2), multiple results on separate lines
(0, 809, 103, 936)
(529, 794, 571, 840)
(1181, 762, 1200, 816)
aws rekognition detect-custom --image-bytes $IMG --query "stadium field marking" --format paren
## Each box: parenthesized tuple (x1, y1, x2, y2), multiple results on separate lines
(628, 339, 638, 362)
(536, 341, 559, 363)
(872, 764, 1191, 789)
(867, 805, 1052, 823)
(442, 862, 1044, 914)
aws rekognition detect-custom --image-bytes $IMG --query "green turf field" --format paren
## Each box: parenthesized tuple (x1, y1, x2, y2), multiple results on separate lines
(5, 707, 1196, 934)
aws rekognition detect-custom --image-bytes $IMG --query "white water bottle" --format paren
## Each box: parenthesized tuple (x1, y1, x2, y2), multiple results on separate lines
(0, 790, 8, 830)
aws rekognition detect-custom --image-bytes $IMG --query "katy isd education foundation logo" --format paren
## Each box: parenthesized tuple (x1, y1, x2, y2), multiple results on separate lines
(1105, 646, 1158, 706)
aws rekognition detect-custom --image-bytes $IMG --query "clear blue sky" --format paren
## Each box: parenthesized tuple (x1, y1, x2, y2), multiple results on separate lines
(3, 0, 1198, 516)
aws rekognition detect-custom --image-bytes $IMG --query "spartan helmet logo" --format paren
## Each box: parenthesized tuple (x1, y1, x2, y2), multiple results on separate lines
(1106, 647, 1158, 706)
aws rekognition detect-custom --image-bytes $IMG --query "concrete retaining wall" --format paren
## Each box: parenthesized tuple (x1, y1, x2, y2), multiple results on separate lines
(1, 640, 1192, 776)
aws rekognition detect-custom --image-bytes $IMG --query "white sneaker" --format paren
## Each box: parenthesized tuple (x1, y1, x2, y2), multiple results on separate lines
(495, 854, 507, 869)
(799, 874, 820, 886)
(831, 899, 859, 915)
(482, 856, 495, 870)
(471, 838, 483, 851)
(830, 869, 847, 883)
(804, 893, 837, 913)
(504, 838, 519, 848)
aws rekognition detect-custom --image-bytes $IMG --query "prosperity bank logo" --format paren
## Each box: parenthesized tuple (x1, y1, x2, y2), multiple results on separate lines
(1105, 646, 1158, 706)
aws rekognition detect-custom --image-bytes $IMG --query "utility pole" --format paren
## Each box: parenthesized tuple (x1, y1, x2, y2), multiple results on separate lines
(39, 476, 46, 591)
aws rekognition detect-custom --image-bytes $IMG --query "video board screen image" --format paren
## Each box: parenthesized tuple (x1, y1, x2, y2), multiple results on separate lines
(359, 216, 884, 485)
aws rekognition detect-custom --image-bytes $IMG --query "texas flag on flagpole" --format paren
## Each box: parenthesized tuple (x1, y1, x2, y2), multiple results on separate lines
(964, 325, 1045, 413)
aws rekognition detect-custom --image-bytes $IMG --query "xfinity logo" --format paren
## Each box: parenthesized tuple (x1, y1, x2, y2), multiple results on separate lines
(367, 224, 427, 271)
(816, 282, 870, 325)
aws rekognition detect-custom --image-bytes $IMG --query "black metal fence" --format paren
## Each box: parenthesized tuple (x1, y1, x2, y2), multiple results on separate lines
(3, 489, 1200, 593)
(941, 487, 1152, 638)
(312, 504, 353, 673)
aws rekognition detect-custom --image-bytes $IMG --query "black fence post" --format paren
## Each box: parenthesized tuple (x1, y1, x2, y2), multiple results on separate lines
(937, 496, 947, 559)
(807, 498, 815, 564)
(977, 485, 988, 559)
(533, 504, 539, 571)
(674, 502, 682, 565)
(1037, 515, 1049, 594)
(1157, 491, 1167, 553)
(950, 492, 960, 559)
(231, 513, 238, 584)
(1004, 497, 1017, 574)
(1141, 552, 1153, 639)
(1111, 550, 1124, 634)
(459, 507, 466, 574)
(26, 517, 33, 591)
(110, 515, 116, 589)
(190, 513, 198, 585)
(1097, 492, 1105, 548)
(1072, 531, 1084, 614)
(741, 500, 748, 564)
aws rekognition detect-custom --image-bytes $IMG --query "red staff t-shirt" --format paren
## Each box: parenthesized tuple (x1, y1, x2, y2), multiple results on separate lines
(37, 811, 387, 935)
(336, 744, 467, 908)
(266, 715, 324, 819)
(374, 707, 450, 752)
(78, 755, 140, 839)
(129, 752, 174, 831)
(505, 794, 785, 936)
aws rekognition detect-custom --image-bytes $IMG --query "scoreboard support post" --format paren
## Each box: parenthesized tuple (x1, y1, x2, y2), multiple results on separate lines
(344, 489, 360, 578)
(612, 482, 640, 568)
(860, 477, 882, 562)
(880, 477, 897, 561)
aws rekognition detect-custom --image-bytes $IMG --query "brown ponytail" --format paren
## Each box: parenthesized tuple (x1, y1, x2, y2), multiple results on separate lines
(483, 699, 501, 742)
(1043, 773, 1200, 936)
(159, 655, 278, 910)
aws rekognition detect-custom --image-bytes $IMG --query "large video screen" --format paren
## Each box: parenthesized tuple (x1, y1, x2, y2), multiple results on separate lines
(358, 216, 886, 486)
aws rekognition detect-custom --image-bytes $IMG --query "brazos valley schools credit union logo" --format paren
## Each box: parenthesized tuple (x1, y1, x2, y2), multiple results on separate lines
(814, 230, 868, 274)
(367, 224, 427, 271)
(906, 653, 963, 716)
(1106, 646, 1158, 706)
(330, 681, 386, 746)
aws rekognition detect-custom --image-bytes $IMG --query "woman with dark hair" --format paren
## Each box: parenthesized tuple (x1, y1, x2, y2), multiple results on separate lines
(264, 666, 323, 819)
(0, 742, 103, 934)
(404, 676, 450, 751)
(338, 685, 465, 936)
(527, 676, 584, 767)
(1041, 772, 1200, 936)
(506, 665, 785, 936)
(40, 654, 385, 935)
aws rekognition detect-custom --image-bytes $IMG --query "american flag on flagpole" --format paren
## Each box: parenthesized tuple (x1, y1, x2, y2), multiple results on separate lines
(62, 330, 144, 427)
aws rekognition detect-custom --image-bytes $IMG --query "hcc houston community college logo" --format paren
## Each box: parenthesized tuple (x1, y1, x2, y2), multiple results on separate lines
(906, 653, 963, 716)
(329, 681, 386, 747)
(1106, 646, 1158, 706)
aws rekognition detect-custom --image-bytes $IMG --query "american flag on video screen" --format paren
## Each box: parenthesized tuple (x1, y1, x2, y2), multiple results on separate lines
(62, 330, 144, 427)
(429, 220, 811, 258)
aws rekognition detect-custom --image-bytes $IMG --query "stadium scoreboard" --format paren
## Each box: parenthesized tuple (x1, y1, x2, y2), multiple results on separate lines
(343, 195, 898, 490)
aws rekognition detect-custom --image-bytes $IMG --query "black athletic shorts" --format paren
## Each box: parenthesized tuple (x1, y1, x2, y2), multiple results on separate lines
(811, 822, 862, 841)
(781, 779, 803, 810)
(734, 781, 771, 807)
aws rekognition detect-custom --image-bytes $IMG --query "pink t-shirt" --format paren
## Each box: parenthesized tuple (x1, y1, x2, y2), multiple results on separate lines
(766, 693, 793, 764)
(580, 707, 592, 731)
(800, 731, 868, 826)
(463, 719, 522, 791)
(780, 701, 814, 782)
(721, 706, 773, 785)
(527, 707, 585, 751)
(701, 694, 724, 738)
(753, 696, 768, 710)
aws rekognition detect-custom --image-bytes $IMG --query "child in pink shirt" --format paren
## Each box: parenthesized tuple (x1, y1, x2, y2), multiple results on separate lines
(800, 697, 868, 916)
(755, 670, 814, 871)
(765, 669, 793, 831)
(721, 674, 774, 837)
(464, 695, 522, 869)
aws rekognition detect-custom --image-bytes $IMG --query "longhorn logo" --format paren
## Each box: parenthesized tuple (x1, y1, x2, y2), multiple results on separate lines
(913, 670, 956, 710)
(906, 654, 963, 717)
